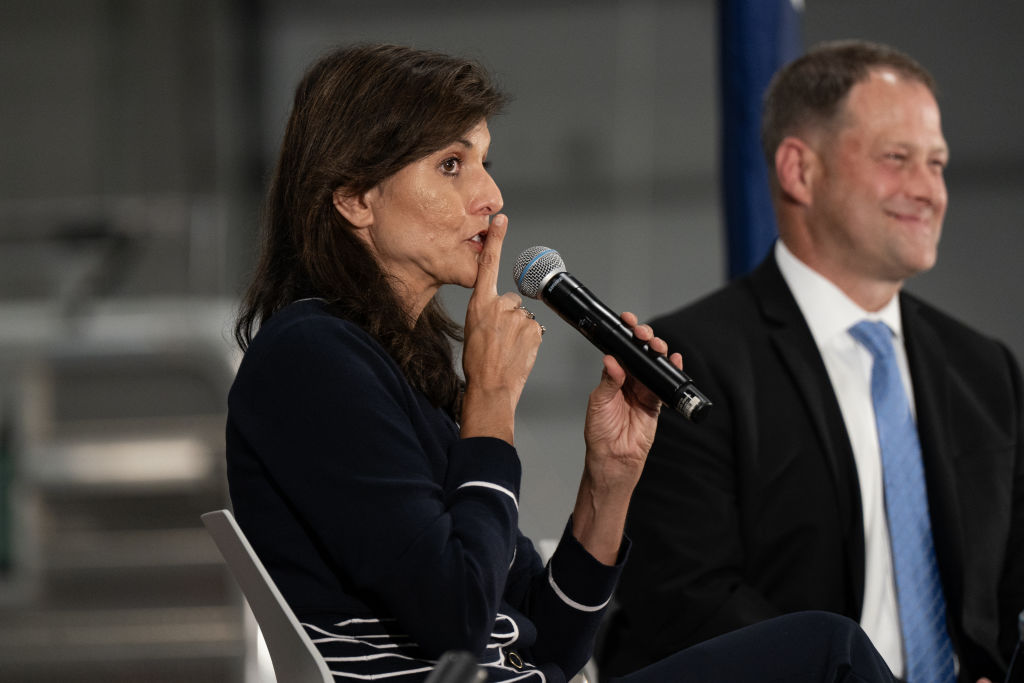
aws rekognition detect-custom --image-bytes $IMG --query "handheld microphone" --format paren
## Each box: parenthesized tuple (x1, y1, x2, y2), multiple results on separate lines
(513, 246, 712, 423)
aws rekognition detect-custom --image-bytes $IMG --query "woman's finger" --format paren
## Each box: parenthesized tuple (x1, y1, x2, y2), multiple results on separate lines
(470, 213, 507, 298)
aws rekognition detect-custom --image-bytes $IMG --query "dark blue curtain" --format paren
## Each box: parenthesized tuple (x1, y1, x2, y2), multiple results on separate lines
(718, 0, 803, 280)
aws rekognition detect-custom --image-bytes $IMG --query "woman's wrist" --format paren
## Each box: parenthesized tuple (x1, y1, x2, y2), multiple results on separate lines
(571, 470, 634, 565)
(459, 385, 516, 444)
(581, 447, 644, 497)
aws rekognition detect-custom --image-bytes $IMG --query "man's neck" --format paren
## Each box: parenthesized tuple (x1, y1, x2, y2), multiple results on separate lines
(780, 238, 902, 312)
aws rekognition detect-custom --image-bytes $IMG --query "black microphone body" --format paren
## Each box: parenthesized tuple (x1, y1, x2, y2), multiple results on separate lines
(527, 265, 712, 423)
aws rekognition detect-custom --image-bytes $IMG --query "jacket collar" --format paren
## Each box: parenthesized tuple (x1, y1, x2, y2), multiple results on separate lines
(747, 253, 867, 610)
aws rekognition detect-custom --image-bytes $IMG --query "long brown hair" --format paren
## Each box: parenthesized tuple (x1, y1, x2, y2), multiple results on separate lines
(235, 44, 508, 416)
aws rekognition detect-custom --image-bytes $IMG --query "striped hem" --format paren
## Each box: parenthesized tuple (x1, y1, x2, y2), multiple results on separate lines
(303, 613, 547, 681)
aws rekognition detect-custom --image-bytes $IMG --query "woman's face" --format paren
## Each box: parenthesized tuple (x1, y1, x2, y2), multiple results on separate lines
(354, 119, 502, 317)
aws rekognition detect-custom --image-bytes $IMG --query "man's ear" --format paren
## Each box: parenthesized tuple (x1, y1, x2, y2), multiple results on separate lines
(332, 187, 375, 228)
(774, 136, 817, 207)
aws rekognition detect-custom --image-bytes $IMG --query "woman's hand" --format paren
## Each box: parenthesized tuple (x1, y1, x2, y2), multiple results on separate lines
(573, 313, 682, 564)
(460, 214, 544, 444)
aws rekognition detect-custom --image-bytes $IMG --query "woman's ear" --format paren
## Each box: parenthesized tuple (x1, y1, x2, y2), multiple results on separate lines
(332, 187, 375, 228)
(775, 136, 817, 207)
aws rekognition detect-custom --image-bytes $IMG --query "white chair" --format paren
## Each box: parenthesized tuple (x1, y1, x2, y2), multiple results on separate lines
(201, 508, 530, 683)
(201, 509, 333, 683)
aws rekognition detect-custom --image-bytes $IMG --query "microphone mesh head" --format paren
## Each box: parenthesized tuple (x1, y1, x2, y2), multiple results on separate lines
(513, 246, 566, 299)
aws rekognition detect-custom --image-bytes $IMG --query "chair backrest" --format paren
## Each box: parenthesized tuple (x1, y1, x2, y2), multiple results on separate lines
(201, 509, 333, 683)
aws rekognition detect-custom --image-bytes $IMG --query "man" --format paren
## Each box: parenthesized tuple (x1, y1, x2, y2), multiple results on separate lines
(599, 40, 1023, 683)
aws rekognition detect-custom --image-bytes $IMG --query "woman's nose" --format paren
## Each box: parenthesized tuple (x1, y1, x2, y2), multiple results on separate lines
(472, 169, 503, 215)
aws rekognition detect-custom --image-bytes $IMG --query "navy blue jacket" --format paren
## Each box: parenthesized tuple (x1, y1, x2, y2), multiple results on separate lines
(227, 299, 623, 681)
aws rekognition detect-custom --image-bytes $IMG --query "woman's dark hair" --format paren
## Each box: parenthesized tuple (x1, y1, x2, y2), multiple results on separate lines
(235, 43, 508, 416)
(761, 39, 937, 166)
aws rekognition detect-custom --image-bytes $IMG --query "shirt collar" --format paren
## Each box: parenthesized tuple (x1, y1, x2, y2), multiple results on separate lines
(774, 240, 904, 347)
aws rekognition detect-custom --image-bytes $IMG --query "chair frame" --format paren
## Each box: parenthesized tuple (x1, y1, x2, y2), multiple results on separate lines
(201, 509, 333, 683)
(202, 508, 522, 682)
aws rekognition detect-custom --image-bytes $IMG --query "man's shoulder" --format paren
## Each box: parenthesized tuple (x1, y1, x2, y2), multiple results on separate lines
(648, 276, 771, 360)
(653, 276, 758, 327)
(902, 291, 1011, 357)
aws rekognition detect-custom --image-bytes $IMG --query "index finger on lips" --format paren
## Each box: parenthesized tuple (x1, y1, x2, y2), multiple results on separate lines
(472, 213, 507, 296)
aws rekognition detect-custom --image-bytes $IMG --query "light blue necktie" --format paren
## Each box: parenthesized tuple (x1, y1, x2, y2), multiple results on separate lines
(849, 320, 956, 683)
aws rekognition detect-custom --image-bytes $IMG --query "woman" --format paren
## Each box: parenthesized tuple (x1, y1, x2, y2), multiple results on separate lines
(226, 43, 896, 682)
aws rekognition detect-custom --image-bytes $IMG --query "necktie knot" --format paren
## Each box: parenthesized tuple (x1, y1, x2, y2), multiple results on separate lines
(849, 320, 895, 361)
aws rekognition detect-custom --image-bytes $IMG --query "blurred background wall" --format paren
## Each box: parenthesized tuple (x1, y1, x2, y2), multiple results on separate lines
(0, 1, 1021, 680)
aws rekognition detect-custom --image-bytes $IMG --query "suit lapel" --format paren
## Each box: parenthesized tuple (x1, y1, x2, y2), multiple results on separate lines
(748, 256, 867, 608)
(900, 293, 965, 610)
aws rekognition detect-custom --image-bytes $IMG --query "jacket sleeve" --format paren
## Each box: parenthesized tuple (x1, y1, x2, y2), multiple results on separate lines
(504, 519, 628, 679)
(230, 314, 521, 657)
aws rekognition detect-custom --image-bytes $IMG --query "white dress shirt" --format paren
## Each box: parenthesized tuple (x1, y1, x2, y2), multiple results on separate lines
(775, 240, 912, 678)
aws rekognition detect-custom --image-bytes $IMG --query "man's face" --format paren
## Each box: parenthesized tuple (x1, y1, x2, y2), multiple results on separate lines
(807, 69, 949, 289)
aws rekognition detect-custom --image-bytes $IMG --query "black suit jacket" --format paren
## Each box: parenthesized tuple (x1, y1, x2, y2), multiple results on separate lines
(599, 254, 1024, 682)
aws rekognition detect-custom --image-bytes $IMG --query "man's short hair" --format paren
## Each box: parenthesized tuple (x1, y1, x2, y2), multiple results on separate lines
(761, 39, 937, 166)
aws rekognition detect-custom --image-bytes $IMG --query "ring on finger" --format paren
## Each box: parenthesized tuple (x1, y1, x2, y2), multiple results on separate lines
(516, 305, 536, 320)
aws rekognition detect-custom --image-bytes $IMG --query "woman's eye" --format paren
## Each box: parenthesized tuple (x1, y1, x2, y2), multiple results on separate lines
(440, 157, 461, 175)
